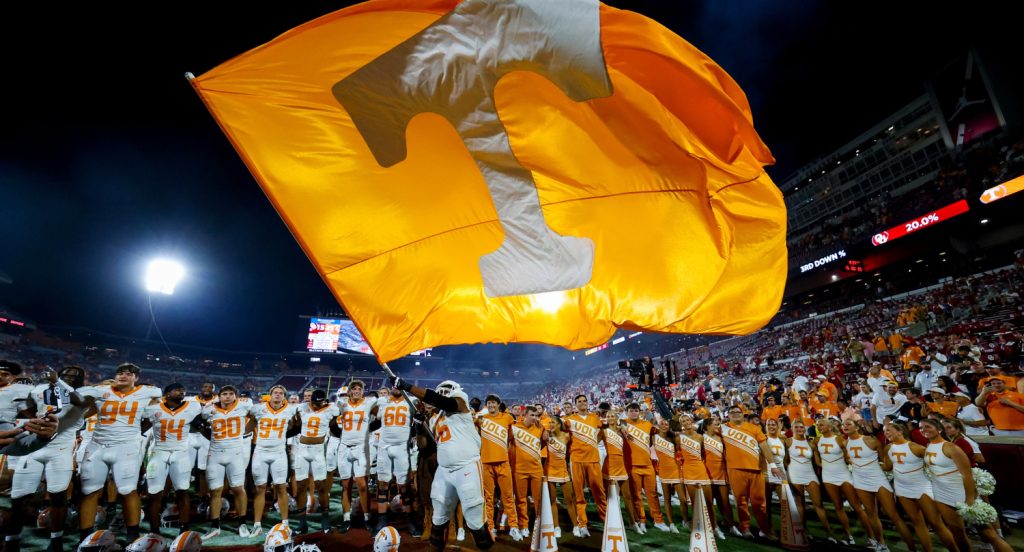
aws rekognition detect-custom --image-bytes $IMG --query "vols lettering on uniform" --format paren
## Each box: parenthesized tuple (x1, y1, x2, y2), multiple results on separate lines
(480, 417, 510, 451)
(512, 425, 542, 464)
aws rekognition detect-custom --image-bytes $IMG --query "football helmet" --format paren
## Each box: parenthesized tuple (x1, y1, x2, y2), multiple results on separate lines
(390, 495, 404, 513)
(77, 530, 117, 552)
(126, 534, 167, 552)
(196, 499, 229, 519)
(264, 522, 294, 552)
(435, 380, 468, 403)
(160, 504, 180, 529)
(336, 386, 349, 400)
(168, 531, 202, 552)
(374, 526, 401, 552)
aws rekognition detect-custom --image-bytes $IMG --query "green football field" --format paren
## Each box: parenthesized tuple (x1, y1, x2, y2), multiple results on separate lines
(3, 487, 1021, 551)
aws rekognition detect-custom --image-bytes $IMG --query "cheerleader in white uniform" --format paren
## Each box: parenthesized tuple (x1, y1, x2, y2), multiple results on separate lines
(841, 418, 915, 552)
(919, 418, 1013, 552)
(814, 417, 871, 546)
(882, 421, 958, 552)
(785, 420, 837, 541)
(763, 418, 786, 529)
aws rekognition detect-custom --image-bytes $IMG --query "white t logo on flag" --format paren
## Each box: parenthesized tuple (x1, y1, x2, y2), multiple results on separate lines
(334, 0, 611, 297)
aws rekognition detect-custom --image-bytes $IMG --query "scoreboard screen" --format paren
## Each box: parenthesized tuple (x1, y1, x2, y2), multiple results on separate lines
(305, 318, 373, 354)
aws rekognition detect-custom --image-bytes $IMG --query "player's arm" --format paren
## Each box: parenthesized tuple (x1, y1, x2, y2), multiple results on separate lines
(329, 416, 342, 438)
(392, 377, 466, 413)
(285, 410, 303, 438)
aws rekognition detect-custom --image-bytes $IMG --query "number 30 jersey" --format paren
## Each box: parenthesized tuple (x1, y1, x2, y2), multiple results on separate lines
(145, 400, 203, 452)
(202, 401, 253, 451)
(339, 397, 378, 447)
(81, 385, 162, 445)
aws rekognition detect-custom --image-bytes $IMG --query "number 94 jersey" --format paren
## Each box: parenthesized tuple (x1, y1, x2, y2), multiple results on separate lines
(80, 385, 162, 445)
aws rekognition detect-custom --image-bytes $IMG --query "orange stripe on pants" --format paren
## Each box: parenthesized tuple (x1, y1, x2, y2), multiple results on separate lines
(482, 461, 518, 530)
(728, 468, 768, 531)
(629, 468, 663, 524)
(514, 472, 543, 530)
(571, 461, 606, 526)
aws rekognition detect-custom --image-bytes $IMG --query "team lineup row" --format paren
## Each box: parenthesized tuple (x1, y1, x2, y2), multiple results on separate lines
(0, 361, 1012, 552)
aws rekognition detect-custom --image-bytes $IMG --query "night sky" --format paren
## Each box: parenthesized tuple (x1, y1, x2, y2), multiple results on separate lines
(0, 1, 1012, 354)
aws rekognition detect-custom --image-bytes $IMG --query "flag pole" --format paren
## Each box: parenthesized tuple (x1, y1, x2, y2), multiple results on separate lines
(380, 362, 418, 410)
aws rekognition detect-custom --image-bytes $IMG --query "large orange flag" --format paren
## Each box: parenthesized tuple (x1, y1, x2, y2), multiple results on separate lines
(192, 0, 787, 361)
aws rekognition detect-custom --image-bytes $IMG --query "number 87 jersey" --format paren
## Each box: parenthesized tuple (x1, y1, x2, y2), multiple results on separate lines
(81, 385, 163, 445)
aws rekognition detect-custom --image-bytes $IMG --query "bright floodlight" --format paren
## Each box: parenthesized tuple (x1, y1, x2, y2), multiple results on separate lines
(145, 259, 185, 295)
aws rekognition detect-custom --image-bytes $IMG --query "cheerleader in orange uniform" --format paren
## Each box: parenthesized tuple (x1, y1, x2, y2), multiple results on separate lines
(701, 417, 738, 535)
(545, 417, 576, 536)
(654, 418, 685, 533)
(602, 412, 637, 527)
(678, 413, 721, 539)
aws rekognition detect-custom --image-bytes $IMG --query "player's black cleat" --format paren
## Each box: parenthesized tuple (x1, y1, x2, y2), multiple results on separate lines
(296, 517, 309, 534)
(409, 519, 422, 538)
(338, 518, 351, 533)
(470, 526, 495, 550)
(320, 512, 331, 533)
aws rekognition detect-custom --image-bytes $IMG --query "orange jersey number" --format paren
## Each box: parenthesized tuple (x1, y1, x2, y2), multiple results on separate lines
(435, 420, 451, 443)
(383, 405, 408, 427)
(341, 411, 365, 431)
(158, 419, 185, 441)
(258, 418, 287, 439)
(211, 417, 242, 440)
(305, 417, 321, 437)
(99, 401, 139, 425)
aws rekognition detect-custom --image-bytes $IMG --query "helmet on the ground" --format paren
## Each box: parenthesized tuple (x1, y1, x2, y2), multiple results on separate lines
(126, 533, 167, 552)
(160, 504, 180, 529)
(77, 530, 117, 552)
(264, 522, 294, 552)
(168, 531, 202, 552)
(374, 526, 401, 552)
(390, 495, 404, 513)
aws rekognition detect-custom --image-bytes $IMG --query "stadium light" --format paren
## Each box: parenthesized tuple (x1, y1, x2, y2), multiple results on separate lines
(145, 259, 185, 295)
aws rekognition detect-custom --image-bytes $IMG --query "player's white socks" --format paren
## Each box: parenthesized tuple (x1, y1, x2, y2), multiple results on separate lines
(343, 512, 351, 522)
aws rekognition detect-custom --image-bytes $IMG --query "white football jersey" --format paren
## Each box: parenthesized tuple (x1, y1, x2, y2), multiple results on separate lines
(430, 411, 480, 469)
(298, 403, 339, 439)
(192, 394, 216, 407)
(0, 383, 34, 421)
(29, 383, 85, 447)
(80, 385, 162, 444)
(379, 396, 412, 446)
(202, 400, 253, 451)
(339, 397, 378, 446)
(252, 402, 298, 450)
(145, 400, 203, 452)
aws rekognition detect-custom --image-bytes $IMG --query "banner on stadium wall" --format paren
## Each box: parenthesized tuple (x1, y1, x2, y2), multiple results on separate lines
(870, 200, 970, 246)
(980, 175, 1024, 205)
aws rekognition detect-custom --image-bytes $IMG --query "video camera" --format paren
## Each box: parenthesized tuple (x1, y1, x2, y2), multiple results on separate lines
(619, 357, 655, 391)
